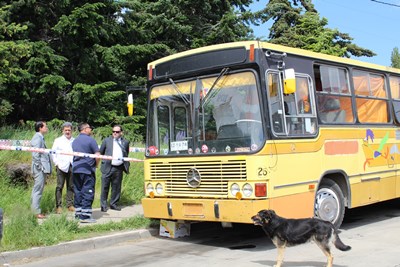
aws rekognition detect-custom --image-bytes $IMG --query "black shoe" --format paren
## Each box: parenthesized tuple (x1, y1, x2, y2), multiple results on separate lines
(101, 207, 108, 212)
(110, 206, 121, 211)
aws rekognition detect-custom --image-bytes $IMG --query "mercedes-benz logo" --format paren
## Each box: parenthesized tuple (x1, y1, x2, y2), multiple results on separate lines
(186, 168, 201, 188)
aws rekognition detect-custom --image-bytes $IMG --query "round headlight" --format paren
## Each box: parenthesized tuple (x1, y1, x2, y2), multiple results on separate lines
(146, 183, 154, 193)
(230, 183, 240, 196)
(156, 183, 163, 195)
(242, 183, 253, 197)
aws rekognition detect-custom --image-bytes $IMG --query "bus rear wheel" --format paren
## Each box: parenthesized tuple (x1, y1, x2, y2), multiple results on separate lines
(314, 179, 345, 229)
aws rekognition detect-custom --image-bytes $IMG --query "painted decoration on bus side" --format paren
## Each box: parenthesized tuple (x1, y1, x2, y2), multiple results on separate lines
(325, 129, 400, 171)
(362, 129, 398, 171)
(324, 141, 358, 155)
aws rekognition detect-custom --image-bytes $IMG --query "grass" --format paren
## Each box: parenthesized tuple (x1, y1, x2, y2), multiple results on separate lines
(0, 125, 152, 252)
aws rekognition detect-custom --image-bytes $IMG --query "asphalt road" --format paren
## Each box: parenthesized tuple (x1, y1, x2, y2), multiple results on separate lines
(10, 199, 400, 267)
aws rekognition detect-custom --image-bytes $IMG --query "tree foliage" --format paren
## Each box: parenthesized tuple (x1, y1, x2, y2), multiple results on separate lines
(0, 0, 254, 137)
(391, 47, 400, 69)
(254, 0, 376, 58)
(0, 0, 379, 140)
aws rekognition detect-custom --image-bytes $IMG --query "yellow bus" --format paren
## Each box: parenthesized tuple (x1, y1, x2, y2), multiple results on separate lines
(141, 41, 400, 228)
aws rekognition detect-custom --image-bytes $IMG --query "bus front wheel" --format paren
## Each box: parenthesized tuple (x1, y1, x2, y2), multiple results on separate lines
(314, 179, 345, 229)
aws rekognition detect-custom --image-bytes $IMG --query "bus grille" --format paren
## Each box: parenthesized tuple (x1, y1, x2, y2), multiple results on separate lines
(149, 160, 247, 196)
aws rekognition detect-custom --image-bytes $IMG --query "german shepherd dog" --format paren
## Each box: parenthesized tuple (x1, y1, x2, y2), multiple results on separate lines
(251, 210, 351, 267)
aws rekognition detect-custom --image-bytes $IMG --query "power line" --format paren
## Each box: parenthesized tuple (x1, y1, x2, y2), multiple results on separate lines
(371, 0, 400, 8)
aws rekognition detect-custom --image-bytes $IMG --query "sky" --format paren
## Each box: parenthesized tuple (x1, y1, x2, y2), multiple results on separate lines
(250, 0, 400, 67)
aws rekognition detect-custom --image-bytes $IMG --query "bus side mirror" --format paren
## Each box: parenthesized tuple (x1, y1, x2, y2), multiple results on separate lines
(283, 68, 296, 94)
(127, 93, 134, 116)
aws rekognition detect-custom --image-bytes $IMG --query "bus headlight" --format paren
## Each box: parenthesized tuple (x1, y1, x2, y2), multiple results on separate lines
(156, 183, 163, 195)
(147, 183, 154, 192)
(230, 183, 241, 199)
(147, 183, 154, 197)
(242, 183, 253, 197)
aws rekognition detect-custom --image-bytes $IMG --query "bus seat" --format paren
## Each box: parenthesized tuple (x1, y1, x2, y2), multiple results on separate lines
(217, 124, 243, 139)
(320, 98, 346, 123)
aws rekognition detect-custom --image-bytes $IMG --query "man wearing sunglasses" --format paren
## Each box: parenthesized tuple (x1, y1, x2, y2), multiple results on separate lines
(99, 125, 130, 212)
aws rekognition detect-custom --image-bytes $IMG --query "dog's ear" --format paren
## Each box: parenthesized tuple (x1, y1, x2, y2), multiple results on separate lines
(268, 210, 276, 216)
(258, 209, 266, 215)
(265, 210, 276, 219)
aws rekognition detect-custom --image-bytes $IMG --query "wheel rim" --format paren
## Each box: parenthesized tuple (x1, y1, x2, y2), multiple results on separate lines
(315, 188, 340, 223)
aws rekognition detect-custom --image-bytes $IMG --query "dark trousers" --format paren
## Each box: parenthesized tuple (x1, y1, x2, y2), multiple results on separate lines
(73, 172, 95, 220)
(55, 166, 74, 208)
(100, 165, 123, 209)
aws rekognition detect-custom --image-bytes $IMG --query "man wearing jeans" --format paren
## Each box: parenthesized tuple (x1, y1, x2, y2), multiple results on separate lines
(52, 122, 75, 213)
(72, 123, 99, 223)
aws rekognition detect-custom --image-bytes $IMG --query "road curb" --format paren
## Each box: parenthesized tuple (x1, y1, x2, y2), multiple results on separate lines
(0, 228, 158, 265)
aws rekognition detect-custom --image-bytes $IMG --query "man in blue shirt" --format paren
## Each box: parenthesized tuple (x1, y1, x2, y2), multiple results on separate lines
(72, 123, 100, 223)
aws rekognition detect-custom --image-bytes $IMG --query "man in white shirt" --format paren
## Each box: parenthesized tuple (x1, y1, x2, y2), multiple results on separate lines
(52, 122, 75, 214)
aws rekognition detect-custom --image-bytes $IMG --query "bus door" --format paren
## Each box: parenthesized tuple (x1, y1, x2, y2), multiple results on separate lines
(267, 70, 318, 136)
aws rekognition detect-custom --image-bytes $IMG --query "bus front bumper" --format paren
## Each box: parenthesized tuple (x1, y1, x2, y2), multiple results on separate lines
(141, 198, 271, 224)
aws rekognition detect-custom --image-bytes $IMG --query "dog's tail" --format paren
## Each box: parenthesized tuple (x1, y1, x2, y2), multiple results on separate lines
(333, 231, 351, 251)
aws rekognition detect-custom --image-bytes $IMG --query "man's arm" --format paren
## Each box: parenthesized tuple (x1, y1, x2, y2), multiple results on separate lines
(124, 140, 130, 156)
(89, 138, 100, 168)
(31, 134, 42, 165)
(99, 138, 107, 155)
(95, 152, 100, 167)
(51, 138, 59, 166)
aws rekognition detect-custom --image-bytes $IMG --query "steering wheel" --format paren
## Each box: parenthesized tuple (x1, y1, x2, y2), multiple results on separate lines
(235, 119, 262, 125)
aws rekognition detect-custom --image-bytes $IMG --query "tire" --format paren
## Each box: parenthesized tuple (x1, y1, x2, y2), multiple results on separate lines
(314, 179, 345, 229)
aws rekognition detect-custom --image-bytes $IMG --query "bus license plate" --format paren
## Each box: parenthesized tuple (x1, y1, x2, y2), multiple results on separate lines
(183, 203, 204, 218)
(171, 141, 188, 151)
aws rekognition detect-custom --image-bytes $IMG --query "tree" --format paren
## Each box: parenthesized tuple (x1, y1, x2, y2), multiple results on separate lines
(391, 47, 400, 69)
(0, 1, 70, 122)
(0, 0, 256, 140)
(0, 4, 30, 122)
(253, 0, 376, 58)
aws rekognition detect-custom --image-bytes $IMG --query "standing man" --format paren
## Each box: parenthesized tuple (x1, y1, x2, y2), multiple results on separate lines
(99, 125, 130, 212)
(72, 123, 100, 223)
(52, 122, 75, 214)
(31, 121, 52, 219)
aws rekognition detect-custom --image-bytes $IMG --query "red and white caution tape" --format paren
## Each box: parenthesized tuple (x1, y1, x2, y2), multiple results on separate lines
(129, 147, 146, 153)
(0, 145, 143, 162)
(0, 139, 146, 153)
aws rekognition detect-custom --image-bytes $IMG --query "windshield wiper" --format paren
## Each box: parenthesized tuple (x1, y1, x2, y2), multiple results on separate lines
(201, 67, 229, 107)
(169, 78, 190, 105)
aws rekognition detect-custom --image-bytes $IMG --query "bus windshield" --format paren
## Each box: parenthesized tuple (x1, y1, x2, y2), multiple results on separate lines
(147, 71, 264, 156)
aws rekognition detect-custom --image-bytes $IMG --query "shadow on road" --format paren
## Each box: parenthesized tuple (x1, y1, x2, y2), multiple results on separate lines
(156, 198, 400, 251)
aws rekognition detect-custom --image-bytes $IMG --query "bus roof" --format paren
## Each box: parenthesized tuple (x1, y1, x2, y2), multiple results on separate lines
(148, 41, 400, 75)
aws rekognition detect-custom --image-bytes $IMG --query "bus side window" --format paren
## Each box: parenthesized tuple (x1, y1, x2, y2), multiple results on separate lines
(314, 64, 354, 124)
(319, 97, 346, 123)
(390, 76, 400, 124)
(268, 72, 285, 133)
(353, 70, 388, 123)
(296, 77, 311, 114)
